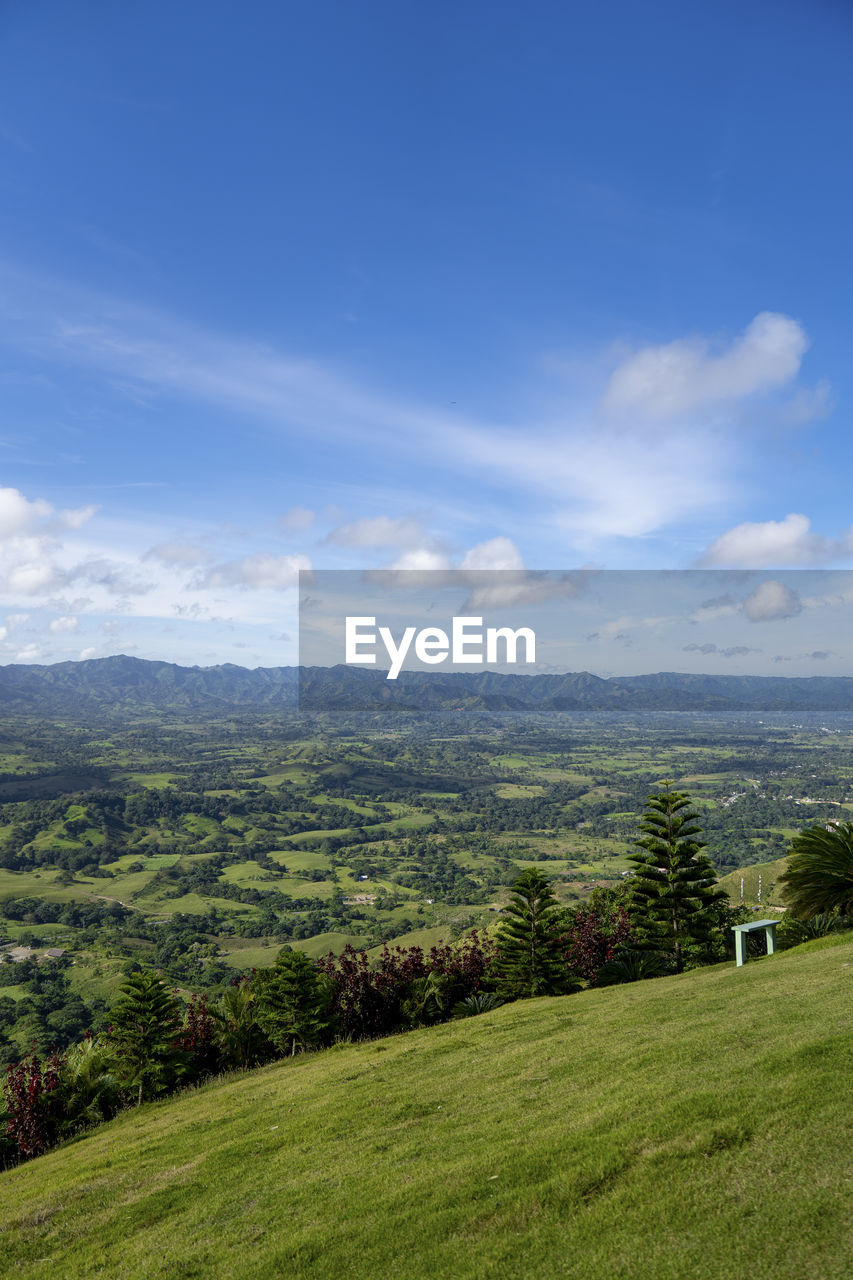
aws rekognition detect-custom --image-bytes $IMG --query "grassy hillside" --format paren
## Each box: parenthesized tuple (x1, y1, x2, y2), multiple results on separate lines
(1, 938, 851, 1280)
(718, 855, 789, 907)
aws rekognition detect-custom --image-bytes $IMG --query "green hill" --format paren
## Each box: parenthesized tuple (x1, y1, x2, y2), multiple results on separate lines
(718, 856, 790, 907)
(2, 937, 852, 1280)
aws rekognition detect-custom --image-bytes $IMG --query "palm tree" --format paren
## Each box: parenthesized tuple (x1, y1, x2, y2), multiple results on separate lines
(212, 983, 271, 1068)
(779, 822, 853, 919)
(594, 949, 672, 986)
(58, 1036, 120, 1133)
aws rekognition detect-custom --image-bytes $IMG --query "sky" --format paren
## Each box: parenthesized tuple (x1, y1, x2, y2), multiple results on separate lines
(1, 0, 853, 671)
(300, 570, 853, 679)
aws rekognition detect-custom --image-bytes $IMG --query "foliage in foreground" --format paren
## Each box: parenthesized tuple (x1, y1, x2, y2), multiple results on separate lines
(779, 820, 853, 919)
(1, 933, 851, 1280)
(4, 783, 815, 1169)
(1, 929, 501, 1167)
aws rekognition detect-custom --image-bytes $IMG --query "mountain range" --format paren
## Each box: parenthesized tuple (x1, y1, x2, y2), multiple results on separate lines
(2, 655, 853, 715)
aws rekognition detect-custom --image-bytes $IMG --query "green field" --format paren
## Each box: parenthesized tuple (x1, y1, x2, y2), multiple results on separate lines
(1, 708, 851, 1037)
(1, 934, 850, 1279)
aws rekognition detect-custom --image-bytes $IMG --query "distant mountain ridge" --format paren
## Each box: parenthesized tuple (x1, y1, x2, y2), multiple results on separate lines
(2, 654, 853, 714)
(0, 655, 299, 713)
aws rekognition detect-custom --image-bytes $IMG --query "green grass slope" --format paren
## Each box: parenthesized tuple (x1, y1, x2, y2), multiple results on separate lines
(718, 856, 790, 907)
(2, 937, 852, 1280)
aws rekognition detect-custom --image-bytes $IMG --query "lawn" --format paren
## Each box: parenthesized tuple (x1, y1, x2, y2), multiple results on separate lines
(1, 934, 850, 1279)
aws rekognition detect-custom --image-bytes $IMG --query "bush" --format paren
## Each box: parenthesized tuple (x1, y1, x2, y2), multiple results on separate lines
(594, 950, 673, 986)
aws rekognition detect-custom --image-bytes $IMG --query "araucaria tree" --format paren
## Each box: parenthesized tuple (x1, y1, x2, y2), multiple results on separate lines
(108, 970, 185, 1104)
(497, 867, 571, 998)
(628, 785, 725, 974)
(779, 821, 853, 919)
(253, 948, 331, 1056)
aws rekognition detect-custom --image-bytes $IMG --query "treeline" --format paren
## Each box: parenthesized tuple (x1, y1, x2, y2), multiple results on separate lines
(0, 935, 499, 1166)
(0, 958, 105, 1071)
(1, 856, 767, 1171)
(0, 887, 636, 1168)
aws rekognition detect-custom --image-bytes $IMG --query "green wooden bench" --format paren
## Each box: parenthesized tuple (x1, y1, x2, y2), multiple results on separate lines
(732, 918, 779, 967)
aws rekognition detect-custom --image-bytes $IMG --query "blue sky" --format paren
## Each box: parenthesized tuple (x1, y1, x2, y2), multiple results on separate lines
(1, 0, 852, 669)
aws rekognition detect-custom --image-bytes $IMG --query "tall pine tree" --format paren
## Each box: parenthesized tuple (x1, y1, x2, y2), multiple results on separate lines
(496, 867, 572, 998)
(253, 948, 331, 1055)
(108, 970, 185, 1104)
(628, 784, 725, 974)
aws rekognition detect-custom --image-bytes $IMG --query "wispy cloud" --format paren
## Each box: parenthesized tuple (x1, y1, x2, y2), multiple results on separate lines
(2, 272, 828, 553)
(325, 515, 429, 550)
(682, 642, 761, 658)
(198, 553, 311, 590)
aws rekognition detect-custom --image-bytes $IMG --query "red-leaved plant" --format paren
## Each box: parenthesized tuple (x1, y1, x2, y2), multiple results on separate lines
(4, 1051, 63, 1160)
(180, 993, 219, 1078)
(316, 931, 497, 1040)
(560, 906, 632, 982)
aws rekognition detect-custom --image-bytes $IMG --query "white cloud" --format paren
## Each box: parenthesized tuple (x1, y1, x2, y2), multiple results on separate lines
(54, 504, 98, 531)
(279, 507, 315, 533)
(375, 538, 529, 594)
(742, 580, 802, 622)
(603, 312, 808, 419)
(3, 279, 835, 568)
(699, 513, 853, 567)
(79, 647, 97, 660)
(379, 541, 586, 610)
(459, 537, 525, 572)
(0, 487, 53, 538)
(776, 380, 835, 427)
(69, 559, 155, 595)
(48, 615, 78, 633)
(389, 548, 451, 571)
(327, 516, 427, 550)
(0, 486, 97, 539)
(452, 424, 726, 542)
(200, 553, 311, 590)
(462, 570, 586, 611)
(7, 561, 65, 595)
(144, 541, 210, 567)
(6, 286, 743, 545)
(4, 613, 30, 629)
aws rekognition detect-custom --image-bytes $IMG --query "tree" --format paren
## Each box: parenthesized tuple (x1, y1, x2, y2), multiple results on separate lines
(496, 867, 572, 998)
(628, 784, 726, 974)
(252, 948, 331, 1056)
(179, 994, 219, 1080)
(108, 971, 185, 1104)
(212, 982, 272, 1069)
(778, 822, 853, 920)
(57, 1035, 120, 1133)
